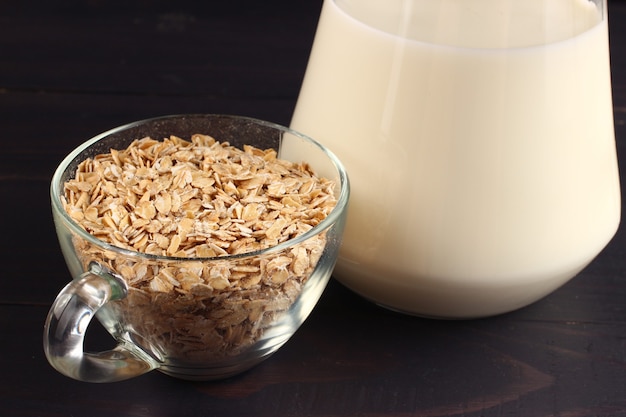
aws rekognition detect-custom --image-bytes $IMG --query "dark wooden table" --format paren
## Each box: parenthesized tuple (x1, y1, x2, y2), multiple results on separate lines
(2, 1, 626, 416)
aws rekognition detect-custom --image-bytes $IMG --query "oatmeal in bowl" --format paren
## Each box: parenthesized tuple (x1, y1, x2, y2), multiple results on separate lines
(45, 114, 349, 382)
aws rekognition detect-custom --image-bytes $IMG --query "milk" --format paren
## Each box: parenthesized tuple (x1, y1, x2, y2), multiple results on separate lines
(291, 0, 620, 318)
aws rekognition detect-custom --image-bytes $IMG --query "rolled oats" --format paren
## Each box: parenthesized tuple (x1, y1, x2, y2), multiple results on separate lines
(63, 134, 337, 360)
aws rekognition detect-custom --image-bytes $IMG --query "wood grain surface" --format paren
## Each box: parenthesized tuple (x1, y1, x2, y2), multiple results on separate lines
(2, 1, 626, 416)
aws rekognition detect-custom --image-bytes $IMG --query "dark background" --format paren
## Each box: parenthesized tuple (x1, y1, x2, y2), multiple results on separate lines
(2, 1, 626, 416)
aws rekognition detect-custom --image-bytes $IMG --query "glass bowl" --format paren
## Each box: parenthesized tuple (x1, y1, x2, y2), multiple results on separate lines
(44, 114, 349, 382)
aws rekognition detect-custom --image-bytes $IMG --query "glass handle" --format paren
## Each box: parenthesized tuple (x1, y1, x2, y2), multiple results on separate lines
(43, 262, 158, 382)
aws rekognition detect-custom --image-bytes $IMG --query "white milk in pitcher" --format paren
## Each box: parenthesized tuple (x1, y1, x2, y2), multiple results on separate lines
(291, 0, 620, 317)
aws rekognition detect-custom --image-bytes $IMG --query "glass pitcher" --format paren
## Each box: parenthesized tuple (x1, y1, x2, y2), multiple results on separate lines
(291, 0, 620, 318)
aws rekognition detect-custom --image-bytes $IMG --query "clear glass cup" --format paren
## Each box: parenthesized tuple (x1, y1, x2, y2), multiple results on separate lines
(44, 114, 349, 382)
(291, 0, 620, 318)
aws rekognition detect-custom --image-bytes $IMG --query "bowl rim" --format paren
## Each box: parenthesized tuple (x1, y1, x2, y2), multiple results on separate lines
(50, 113, 350, 262)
